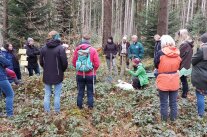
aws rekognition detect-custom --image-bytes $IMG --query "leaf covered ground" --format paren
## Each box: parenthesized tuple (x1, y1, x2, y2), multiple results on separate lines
(0, 63, 207, 137)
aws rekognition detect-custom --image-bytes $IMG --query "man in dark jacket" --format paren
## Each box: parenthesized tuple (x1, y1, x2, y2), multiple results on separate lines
(25, 38, 40, 76)
(40, 31, 68, 113)
(104, 37, 118, 75)
(191, 32, 207, 118)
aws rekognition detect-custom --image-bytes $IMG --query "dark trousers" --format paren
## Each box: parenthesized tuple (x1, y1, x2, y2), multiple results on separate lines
(159, 91, 178, 121)
(132, 77, 142, 89)
(180, 76, 189, 97)
(76, 75, 96, 109)
(13, 67, 21, 80)
(28, 66, 40, 76)
(120, 55, 129, 67)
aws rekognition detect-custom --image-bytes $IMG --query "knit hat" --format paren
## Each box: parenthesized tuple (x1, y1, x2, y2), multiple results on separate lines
(27, 37, 34, 42)
(201, 33, 207, 43)
(132, 58, 141, 66)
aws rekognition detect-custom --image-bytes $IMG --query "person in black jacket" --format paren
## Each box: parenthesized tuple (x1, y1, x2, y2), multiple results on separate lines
(40, 30, 68, 114)
(25, 38, 40, 76)
(153, 34, 161, 77)
(191, 32, 207, 118)
(104, 37, 118, 75)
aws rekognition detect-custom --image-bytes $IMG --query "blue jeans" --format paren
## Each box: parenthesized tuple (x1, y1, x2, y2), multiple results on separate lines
(44, 83, 62, 112)
(196, 90, 207, 117)
(159, 91, 178, 121)
(28, 66, 40, 76)
(77, 75, 96, 109)
(0, 80, 14, 117)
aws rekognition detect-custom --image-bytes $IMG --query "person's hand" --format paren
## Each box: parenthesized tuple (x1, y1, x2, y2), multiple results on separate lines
(125, 68, 130, 71)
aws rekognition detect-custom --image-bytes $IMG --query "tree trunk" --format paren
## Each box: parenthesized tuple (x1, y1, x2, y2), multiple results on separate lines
(102, 0, 112, 47)
(2, 0, 8, 41)
(157, 0, 169, 35)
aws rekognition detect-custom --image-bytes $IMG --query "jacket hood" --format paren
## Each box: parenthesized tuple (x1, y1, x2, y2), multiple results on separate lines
(46, 39, 62, 48)
(162, 46, 180, 57)
(185, 40, 194, 48)
(78, 44, 91, 50)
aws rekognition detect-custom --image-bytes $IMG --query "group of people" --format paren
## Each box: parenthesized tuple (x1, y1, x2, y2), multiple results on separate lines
(0, 29, 207, 123)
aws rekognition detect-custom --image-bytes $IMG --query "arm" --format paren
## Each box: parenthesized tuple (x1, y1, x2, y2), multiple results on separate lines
(138, 43, 144, 59)
(0, 55, 10, 68)
(128, 67, 143, 77)
(114, 44, 118, 55)
(179, 43, 188, 59)
(128, 45, 132, 59)
(72, 48, 78, 68)
(92, 49, 100, 71)
(39, 49, 44, 68)
(192, 48, 203, 66)
(60, 48, 68, 72)
(154, 51, 163, 69)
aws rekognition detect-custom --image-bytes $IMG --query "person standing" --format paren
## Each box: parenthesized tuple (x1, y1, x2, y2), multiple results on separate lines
(72, 34, 100, 109)
(128, 35, 144, 60)
(104, 37, 118, 75)
(40, 31, 68, 114)
(191, 33, 207, 118)
(1, 43, 21, 80)
(0, 51, 15, 117)
(154, 35, 181, 122)
(118, 36, 130, 68)
(25, 38, 40, 76)
(177, 29, 193, 98)
(153, 34, 161, 77)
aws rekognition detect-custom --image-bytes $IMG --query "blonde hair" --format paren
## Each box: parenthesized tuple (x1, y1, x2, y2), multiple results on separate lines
(160, 35, 176, 48)
(47, 30, 58, 40)
(178, 29, 192, 43)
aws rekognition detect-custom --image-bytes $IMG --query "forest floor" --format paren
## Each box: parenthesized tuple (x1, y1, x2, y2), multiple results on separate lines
(0, 57, 207, 137)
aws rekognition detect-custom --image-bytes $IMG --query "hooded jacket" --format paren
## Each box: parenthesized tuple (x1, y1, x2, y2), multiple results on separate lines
(128, 42, 144, 59)
(40, 39, 68, 85)
(25, 44, 40, 68)
(154, 46, 181, 91)
(0, 52, 10, 81)
(72, 43, 100, 76)
(104, 37, 118, 59)
(179, 41, 194, 69)
(191, 44, 207, 90)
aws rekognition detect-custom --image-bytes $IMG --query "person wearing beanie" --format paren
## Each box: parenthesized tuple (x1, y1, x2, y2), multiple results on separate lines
(126, 58, 149, 89)
(40, 30, 68, 114)
(25, 37, 40, 76)
(118, 36, 130, 68)
(104, 36, 118, 75)
(191, 32, 207, 118)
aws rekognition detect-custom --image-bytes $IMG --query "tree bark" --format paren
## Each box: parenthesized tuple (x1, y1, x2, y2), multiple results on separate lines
(2, 0, 8, 41)
(157, 0, 169, 35)
(102, 0, 112, 47)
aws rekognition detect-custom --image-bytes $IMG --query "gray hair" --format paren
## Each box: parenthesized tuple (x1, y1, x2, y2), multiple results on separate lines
(160, 35, 176, 48)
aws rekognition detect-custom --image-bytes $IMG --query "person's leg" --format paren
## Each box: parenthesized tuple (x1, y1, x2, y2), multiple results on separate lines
(0, 80, 14, 117)
(54, 83, 62, 113)
(169, 91, 178, 121)
(112, 58, 118, 75)
(132, 77, 141, 89)
(14, 67, 21, 80)
(126, 56, 129, 68)
(77, 75, 86, 109)
(86, 76, 96, 108)
(34, 65, 40, 75)
(44, 84, 52, 112)
(159, 91, 169, 121)
(28, 68, 34, 76)
(106, 58, 111, 72)
(196, 90, 205, 117)
(180, 76, 189, 98)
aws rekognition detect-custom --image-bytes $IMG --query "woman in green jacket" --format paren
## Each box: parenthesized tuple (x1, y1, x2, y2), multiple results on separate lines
(126, 58, 149, 89)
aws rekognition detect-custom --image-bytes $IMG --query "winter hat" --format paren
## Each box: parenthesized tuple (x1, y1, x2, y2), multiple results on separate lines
(132, 58, 141, 66)
(27, 37, 34, 42)
(123, 36, 127, 40)
(201, 33, 207, 43)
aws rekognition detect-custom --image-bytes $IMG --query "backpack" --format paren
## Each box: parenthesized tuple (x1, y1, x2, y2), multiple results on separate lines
(76, 46, 93, 72)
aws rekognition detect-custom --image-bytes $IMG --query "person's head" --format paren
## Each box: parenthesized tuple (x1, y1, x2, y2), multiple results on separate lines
(178, 29, 192, 43)
(81, 33, 91, 43)
(107, 36, 113, 43)
(200, 33, 207, 44)
(132, 58, 141, 67)
(4, 43, 13, 51)
(47, 30, 61, 41)
(27, 37, 34, 45)
(154, 34, 161, 41)
(160, 35, 176, 48)
(122, 36, 127, 43)
(131, 35, 138, 43)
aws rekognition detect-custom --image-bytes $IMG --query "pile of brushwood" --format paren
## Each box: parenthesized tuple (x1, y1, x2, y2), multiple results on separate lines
(0, 64, 207, 137)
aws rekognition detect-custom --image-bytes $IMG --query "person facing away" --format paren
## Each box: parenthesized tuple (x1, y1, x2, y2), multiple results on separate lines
(128, 35, 144, 60)
(0, 51, 15, 117)
(72, 34, 100, 109)
(191, 32, 207, 118)
(1, 43, 21, 80)
(126, 58, 149, 89)
(118, 36, 130, 68)
(25, 38, 40, 76)
(103, 36, 118, 75)
(40, 30, 68, 114)
(177, 29, 194, 98)
(153, 34, 161, 77)
(154, 35, 181, 122)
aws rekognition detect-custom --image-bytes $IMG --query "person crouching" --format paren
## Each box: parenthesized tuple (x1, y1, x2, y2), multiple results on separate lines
(126, 58, 149, 89)
(154, 35, 181, 122)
